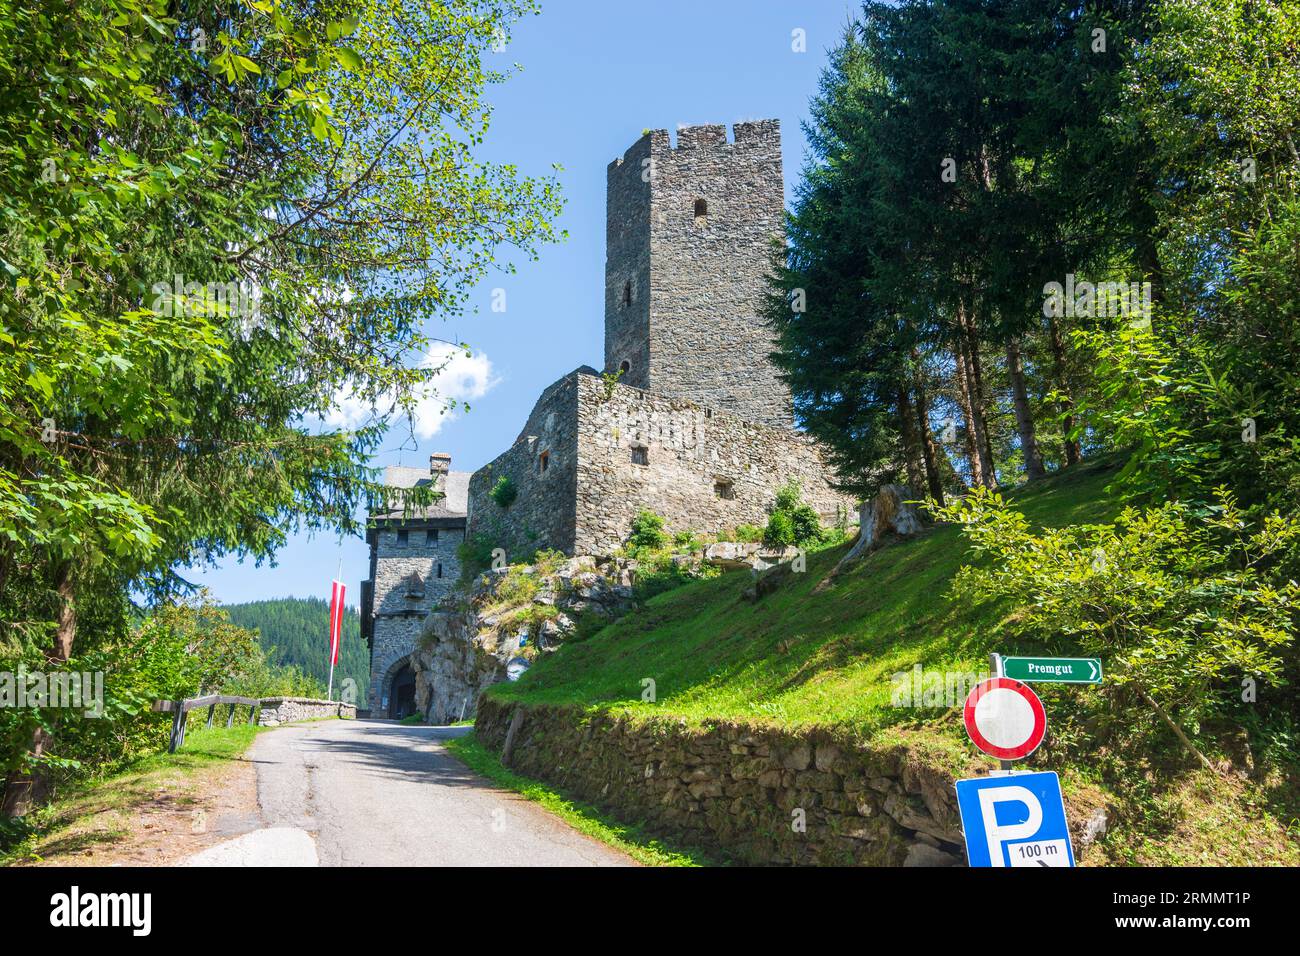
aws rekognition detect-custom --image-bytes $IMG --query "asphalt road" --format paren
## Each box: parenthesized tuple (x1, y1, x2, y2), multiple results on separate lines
(190, 719, 632, 867)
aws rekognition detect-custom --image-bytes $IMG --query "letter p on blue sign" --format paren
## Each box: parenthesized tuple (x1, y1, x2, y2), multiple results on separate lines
(954, 771, 1075, 867)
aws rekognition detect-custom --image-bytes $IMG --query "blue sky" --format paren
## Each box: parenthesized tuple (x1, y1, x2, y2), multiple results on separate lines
(189, 0, 860, 606)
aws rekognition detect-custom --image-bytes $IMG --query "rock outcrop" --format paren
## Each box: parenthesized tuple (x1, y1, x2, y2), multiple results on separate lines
(410, 556, 638, 724)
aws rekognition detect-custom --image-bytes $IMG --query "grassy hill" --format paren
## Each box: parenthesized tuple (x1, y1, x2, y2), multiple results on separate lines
(489, 455, 1300, 865)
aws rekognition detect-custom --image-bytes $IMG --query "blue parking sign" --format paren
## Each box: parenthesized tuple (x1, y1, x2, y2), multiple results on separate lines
(954, 771, 1075, 867)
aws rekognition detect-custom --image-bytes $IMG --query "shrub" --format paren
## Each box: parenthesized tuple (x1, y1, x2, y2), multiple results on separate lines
(789, 503, 824, 546)
(763, 511, 795, 548)
(774, 480, 803, 513)
(489, 474, 518, 509)
(673, 530, 699, 551)
(762, 481, 825, 548)
(732, 524, 764, 543)
(629, 509, 667, 551)
(937, 486, 1300, 763)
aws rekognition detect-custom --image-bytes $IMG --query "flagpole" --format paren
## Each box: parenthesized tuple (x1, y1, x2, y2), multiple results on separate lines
(328, 557, 342, 701)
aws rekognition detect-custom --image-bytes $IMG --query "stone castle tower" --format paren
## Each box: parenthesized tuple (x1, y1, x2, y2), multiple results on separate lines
(463, 120, 854, 560)
(604, 120, 793, 428)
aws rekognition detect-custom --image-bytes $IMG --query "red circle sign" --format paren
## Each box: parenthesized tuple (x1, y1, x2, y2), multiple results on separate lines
(963, 677, 1046, 760)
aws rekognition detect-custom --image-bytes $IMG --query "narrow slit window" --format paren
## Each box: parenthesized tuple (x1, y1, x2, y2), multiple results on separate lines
(539, 450, 550, 473)
(622, 280, 632, 307)
(694, 198, 708, 221)
(437, 563, 443, 579)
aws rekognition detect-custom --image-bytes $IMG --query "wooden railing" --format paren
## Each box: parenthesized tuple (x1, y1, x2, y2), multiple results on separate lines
(151, 695, 261, 753)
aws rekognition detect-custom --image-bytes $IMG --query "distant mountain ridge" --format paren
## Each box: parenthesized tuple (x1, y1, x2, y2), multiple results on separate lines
(224, 597, 369, 707)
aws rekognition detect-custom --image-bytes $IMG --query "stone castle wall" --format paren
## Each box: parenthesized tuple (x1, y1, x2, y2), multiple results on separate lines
(573, 373, 854, 555)
(466, 370, 854, 559)
(604, 121, 792, 428)
(465, 372, 582, 560)
(368, 525, 463, 712)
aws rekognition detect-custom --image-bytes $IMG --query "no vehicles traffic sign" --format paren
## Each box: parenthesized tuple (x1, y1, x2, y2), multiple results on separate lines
(963, 677, 1046, 761)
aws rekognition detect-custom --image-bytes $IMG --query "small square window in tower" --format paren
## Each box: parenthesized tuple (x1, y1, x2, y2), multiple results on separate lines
(694, 197, 708, 226)
(395, 529, 408, 548)
(425, 529, 438, 545)
(713, 478, 735, 500)
(538, 450, 550, 473)
(630, 444, 649, 466)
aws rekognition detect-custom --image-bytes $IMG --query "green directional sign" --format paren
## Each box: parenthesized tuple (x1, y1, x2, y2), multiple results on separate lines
(1002, 656, 1103, 684)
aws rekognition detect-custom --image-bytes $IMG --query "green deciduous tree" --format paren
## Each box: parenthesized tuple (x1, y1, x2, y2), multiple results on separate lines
(0, 0, 563, 814)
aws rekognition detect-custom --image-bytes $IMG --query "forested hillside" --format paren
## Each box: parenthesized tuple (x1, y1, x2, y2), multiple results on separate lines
(224, 598, 369, 708)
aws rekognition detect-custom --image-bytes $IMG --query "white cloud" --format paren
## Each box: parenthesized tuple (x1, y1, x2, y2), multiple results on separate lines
(321, 343, 499, 440)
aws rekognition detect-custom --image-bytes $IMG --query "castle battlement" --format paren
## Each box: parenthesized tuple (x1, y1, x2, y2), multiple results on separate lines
(608, 119, 781, 171)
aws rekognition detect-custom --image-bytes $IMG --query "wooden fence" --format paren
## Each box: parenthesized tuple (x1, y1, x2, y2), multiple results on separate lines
(151, 695, 261, 753)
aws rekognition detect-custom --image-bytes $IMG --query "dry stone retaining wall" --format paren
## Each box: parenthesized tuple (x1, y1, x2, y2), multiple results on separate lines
(475, 697, 971, 866)
(258, 697, 356, 727)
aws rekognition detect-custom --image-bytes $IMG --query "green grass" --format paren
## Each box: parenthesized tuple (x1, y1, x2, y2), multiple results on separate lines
(490, 455, 1126, 735)
(477, 454, 1300, 865)
(1, 724, 265, 866)
(445, 731, 714, 866)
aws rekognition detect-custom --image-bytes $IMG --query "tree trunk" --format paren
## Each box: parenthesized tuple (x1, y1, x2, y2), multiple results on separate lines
(955, 303, 997, 487)
(1048, 314, 1082, 466)
(2, 561, 76, 817)
(1006, 337, 1046, 480)
(911, 366, 945, 508)
(896, 387, 927, 494)
(970, 340, 999, 486)
(953, 334, 986, 488)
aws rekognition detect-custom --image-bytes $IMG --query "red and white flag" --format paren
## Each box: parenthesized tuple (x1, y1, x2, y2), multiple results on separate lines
(328, 580, 346, 666)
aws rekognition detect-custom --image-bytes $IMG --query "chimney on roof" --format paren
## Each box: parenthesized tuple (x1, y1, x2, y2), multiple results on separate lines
(430, 453, 451, 478)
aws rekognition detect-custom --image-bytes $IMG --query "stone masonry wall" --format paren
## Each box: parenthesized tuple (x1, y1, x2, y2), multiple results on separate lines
(466, 371, 582, 560)
(607, 121, 792, 428)
(476, 697, 967, 866)
(478, 697, 1108, 866)
(574, 373, 855, 556)
(368, 525, 464, 712)
(604, 132, 652, 391)
(258, 697, 356, 726)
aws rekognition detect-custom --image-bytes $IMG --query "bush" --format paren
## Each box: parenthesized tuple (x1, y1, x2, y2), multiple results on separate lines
(732, 524, 764, 543)
(774, 480, 803, 513)
(789, 503, 824, 546)
(489, 474, 518, 509)
(629, 509, 667, 552)
(937, 486, 1300, 760)
(763, 511, 795, 548)
(762, 481, 825, 548)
